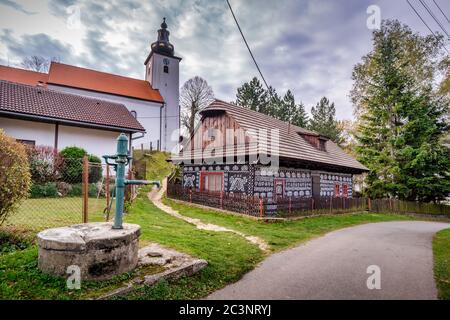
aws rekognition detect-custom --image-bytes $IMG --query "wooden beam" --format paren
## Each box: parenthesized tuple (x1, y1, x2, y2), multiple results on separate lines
(82, 155, 89, 223)
(54, 123, 59, 150)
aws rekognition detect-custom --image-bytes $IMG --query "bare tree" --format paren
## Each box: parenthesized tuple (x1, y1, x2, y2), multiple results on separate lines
(180, 76, 214, 138)
(21, 55, 59, 73)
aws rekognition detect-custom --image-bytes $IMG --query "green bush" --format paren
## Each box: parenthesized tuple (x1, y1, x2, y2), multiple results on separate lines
(60, 146, 87, 183)
(66, 183, 100, 197)
(29, 183, 59, 198)
(89, 183, 99, 197)
(88, 154, 103, 183)
(0, 130, 31, 224)
(67, 183, 83, 197)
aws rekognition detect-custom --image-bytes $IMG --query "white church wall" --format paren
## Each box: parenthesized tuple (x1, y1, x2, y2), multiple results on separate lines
(147, 53, 180, 154)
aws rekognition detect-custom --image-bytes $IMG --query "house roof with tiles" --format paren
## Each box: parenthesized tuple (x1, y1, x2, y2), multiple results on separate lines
(174, 99, 368, 173)
(0, 80, 145, 132)
(0, 62, 164, 103)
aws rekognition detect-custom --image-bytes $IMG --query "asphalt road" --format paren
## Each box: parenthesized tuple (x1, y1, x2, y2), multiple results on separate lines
(207, 221, 450, 300)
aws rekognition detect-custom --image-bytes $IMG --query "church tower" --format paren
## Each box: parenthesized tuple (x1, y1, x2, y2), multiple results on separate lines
(145, 18, 181, 153)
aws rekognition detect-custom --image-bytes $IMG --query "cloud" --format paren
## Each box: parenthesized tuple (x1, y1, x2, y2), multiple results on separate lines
(0, 0, 36, 15)
(1, 0, 448, 119)
(1, 29, 74, 63)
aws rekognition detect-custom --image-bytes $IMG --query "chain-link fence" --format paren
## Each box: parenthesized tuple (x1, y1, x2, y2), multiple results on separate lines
(3, 153, 118, 232)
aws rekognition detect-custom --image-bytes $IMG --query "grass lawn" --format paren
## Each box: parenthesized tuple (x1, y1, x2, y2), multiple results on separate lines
(0, 245, 164, 300)
(163, 197, 413, 251)
(4, 197, 111, 231)
(1, 190, 446, 300)
(433, 228, 450, 300)
(0, 193, 263, 300)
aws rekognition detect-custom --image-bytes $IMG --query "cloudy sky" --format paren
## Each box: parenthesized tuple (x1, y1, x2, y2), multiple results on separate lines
(1, 0, 449, 119)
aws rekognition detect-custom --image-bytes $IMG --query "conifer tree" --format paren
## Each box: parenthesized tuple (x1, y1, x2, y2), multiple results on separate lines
(351, 20, 450, 201)
(309, 97, 342, 144)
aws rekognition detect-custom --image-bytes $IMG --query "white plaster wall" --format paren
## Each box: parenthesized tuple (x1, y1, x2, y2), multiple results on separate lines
(0, 117, 124, 160)
(146, 53, 180, 154)
(47, 84, 162, 149)
(58, 125, 120, 159)
(0, 117, 55, 146)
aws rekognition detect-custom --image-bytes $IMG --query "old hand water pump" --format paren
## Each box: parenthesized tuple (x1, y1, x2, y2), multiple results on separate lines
(103, 133, 160, 229)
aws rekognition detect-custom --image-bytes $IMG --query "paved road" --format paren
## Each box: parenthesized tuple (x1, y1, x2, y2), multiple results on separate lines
(207, 221, 450, 300)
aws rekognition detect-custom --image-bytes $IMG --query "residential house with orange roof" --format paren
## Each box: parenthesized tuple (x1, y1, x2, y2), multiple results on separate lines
(0, 19, 180, 156)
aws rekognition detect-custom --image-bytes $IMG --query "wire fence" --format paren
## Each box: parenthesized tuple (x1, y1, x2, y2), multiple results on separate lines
(3, 156, 119, 232)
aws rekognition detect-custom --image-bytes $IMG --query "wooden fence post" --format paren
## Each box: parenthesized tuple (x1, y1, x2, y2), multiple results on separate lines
(330, 196, 333, 214)
(289, 196, 292, 215)
(189, 188, 192, 203)
(105, 164, 110, 213)
(220, 191, 223, 209)
(368, 198, 372, 212)
(259, 198, 264, 218)
(82, 155, 89, 223)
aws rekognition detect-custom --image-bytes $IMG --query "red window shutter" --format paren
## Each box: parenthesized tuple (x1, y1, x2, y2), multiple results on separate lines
(343, 184, 348, 198)
(334, 183, 340, 197)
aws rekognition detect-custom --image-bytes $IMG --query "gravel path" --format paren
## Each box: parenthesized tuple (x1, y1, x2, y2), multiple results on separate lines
(148, 180, 269, 252)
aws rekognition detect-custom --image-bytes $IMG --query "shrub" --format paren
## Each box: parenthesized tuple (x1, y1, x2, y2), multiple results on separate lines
(88, 154, 103, 183)
(29, 182, 59, 198)
(88, 183, 99, 197)
(67, 183, 83, 197)
(66, 183, 100, 197)
(60, 146, 87, 183)
(0, 130, 31, 224)
(26, 145, 63, 184)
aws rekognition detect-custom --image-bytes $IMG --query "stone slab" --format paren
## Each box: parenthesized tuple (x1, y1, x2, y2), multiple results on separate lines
(37, 222, 140, 280)
(96, 243, 208, 299)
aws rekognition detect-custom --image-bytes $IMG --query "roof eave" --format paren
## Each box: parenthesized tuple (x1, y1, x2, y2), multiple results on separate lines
(47, 82, 164, 104)
(0, 110, 145, 133)
(144, 50, 182, 65)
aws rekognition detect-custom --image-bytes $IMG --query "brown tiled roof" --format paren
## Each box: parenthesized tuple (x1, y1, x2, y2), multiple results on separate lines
(0, 63, 164, 103)
(176, 99, 368, 172)
(0, 80, 145, 132)
(0, 65, 48, 86)
(47, 62, 164, 103)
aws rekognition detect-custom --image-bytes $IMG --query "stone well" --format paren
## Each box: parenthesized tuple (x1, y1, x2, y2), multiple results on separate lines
(37, 222, 140, 280)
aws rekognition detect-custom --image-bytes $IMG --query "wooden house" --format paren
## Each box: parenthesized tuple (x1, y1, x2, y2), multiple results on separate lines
(172, 100, 368, 200)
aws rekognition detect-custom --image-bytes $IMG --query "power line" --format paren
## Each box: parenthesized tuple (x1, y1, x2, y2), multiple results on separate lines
(418, 0, 450, 39)
(406, 0, 450, 55)
(432, 0, 450, 24)
(226, 0, 272, 93)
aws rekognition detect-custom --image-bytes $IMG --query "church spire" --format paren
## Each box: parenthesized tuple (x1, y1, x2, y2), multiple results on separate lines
(151, 17, 174, 57)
